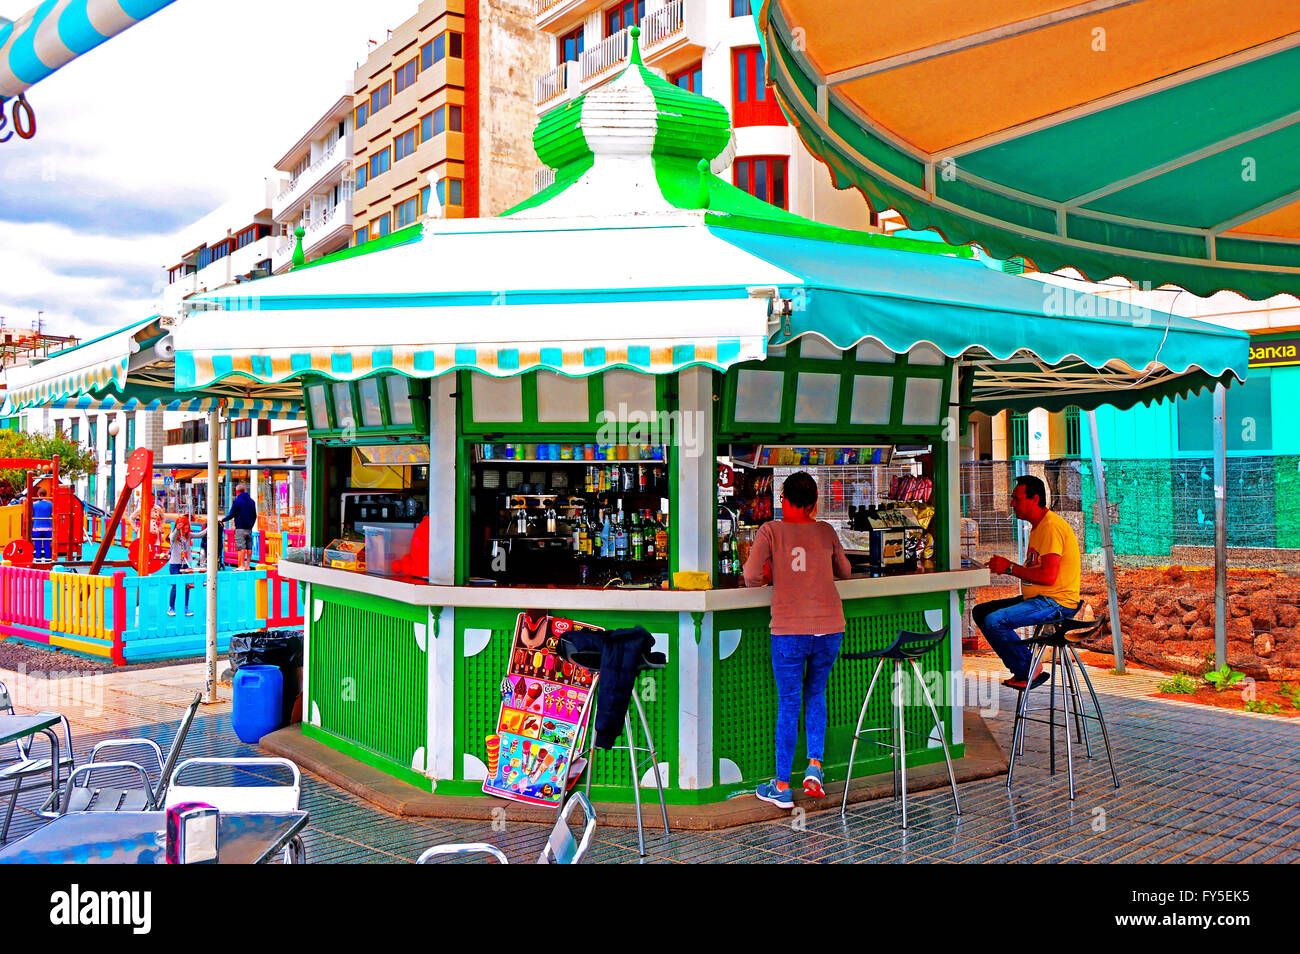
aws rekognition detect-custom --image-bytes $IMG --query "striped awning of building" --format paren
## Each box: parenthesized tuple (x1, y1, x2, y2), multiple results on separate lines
(31, 394, 302, 420)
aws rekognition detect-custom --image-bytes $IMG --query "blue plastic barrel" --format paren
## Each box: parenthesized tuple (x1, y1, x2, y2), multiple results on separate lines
(232, 665, 284, 744)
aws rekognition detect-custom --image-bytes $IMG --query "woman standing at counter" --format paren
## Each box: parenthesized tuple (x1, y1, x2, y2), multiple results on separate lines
(743, 472, 853, 808)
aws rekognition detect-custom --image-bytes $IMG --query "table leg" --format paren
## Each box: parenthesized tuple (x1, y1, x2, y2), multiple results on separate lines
(42, 729, 60, 814)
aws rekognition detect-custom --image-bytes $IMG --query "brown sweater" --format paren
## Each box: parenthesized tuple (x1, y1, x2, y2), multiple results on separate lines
(742, 519, 853, 635)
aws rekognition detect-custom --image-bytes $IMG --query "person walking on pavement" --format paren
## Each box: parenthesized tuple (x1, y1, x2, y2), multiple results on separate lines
(219, 483, 257, 570)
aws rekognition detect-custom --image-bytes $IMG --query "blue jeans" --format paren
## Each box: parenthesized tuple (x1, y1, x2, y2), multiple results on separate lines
(770, 633, 843, 784)
(973, 595, 1074, 679)
(168, 563, 189, 611)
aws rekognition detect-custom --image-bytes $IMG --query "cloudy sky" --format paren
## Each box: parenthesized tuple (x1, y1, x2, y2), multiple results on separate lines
(0, 0, 416, 341)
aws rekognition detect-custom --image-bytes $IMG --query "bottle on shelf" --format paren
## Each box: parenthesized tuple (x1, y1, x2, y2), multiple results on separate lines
(655, 512, 668, 558)
(614, 504, 628, 560)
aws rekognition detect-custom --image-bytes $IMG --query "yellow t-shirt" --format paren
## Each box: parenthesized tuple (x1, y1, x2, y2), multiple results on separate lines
(1022, 510, 1081, 607)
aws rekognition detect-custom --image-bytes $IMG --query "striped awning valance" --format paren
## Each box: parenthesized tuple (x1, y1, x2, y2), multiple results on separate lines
(24, 395, 302, 420)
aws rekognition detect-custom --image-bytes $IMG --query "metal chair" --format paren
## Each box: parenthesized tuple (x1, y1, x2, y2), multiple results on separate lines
(0, 679, 77, 844)
(1007, 616, 1120, 800)
(60, 691, 200, 814)
(165, 756, 306, 863)
(417, 792, 597, 865)
(558, 639, 669, 858)
(841, 627, 961, 828)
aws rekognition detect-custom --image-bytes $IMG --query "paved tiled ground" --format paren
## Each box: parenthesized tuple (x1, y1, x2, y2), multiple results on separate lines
(3, 657, 1298, 863)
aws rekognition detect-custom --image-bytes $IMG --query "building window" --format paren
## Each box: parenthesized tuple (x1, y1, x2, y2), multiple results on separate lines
(421, 185, 432, 214)
(369, 82, 391, 115)
(425, 30, 464, 68)
(356, 102, 369, 129)
(355, 227, 369, 246)
(355, 162, 368, 189)
(436, 178, 464, 208)
(233, 419, 253, 439)
(371, 214, 391, 239)
(732, 46, 787, 127)
(126, 416, 136, 452)
(166, 427, 183, 447)
(70, 420, 78, 443)
(396, 195, 420, 229)
(369, 147, 391, 180)
(394, 127, 417, 162)
(671, 61, 702, 92)
(421, 104, 463, 141)
(1065, 407, 1081, 458)
(605, 0, 644, 36)
(731, 0, 751, 15)
(258, 419, 271, 436)
(394, 57, 418, 94)
(88, 419, 97, 456)
(559, 25, 584, 63)
(1010, 412, 1029, 459)
(734, 156, 787, 208)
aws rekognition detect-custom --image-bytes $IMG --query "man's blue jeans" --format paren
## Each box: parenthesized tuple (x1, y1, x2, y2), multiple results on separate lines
(770, 633, 843, 784)
(973, 595, 1074, 679)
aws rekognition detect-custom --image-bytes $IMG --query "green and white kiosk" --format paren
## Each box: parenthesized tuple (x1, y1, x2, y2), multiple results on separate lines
(172, 34, 1248, 808)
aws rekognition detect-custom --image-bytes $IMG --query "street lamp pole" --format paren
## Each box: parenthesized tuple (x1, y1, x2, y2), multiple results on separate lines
(106, 417, 120, 509)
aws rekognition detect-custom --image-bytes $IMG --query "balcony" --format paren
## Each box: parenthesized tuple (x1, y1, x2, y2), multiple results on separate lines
(578, 29, 629, 84)
(534, 1, 704, 110)
(535, 0, 603, 33)
(535, 61, 570, 106)
(272, 137, 349, 221)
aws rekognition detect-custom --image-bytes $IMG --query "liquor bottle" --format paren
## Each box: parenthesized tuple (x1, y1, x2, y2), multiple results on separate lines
(614, 506, 628, 560)
(631, 513, 643, 561)
(638, 464, 647, 492)
(655, 512, 668, 559)
(644, 511, 655, 560)
(601, 510, 613, 556)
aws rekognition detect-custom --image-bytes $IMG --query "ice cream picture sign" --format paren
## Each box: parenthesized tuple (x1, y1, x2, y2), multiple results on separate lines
(483, 613, 599, 807)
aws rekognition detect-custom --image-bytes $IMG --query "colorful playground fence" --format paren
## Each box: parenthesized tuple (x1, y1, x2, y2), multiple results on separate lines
(224, 529, 306, 566)
(0, 563, 303, 664)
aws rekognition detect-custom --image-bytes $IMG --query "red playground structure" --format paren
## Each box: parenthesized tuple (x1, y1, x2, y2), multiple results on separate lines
(0, 456, 85, 565)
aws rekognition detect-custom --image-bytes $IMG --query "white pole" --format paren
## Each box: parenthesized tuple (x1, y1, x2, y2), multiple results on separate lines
(1086, 410, 1125, 673)
(1213, 384, 1227, 669)
(204, 408, 220, 704)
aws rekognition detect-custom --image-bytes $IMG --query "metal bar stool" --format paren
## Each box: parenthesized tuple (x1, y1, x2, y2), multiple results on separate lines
(1006, 616, 1120, 800)
(840, 627, 961, 829)
(557, 640, 670, 858)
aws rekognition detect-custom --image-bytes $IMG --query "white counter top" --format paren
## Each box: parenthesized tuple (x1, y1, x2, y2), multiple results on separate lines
(276, 560, 990, 612)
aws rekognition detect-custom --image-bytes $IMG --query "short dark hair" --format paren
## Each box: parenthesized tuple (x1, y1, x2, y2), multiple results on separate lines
(1014, 474, 1049, 509)
(781, 471, 818, 509)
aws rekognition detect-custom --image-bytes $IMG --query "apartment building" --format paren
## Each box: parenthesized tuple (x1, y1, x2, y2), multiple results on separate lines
(270, 93, 356, 274)
(531, 0, 871, 227)
(351, 0, 547, 240)
(160, 183, 278, 318)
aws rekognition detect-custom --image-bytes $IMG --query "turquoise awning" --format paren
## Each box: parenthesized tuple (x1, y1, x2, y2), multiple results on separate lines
(712, 224, 1250, 414)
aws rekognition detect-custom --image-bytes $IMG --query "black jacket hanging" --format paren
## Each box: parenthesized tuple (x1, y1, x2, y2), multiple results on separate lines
(559, 626, 663, 748)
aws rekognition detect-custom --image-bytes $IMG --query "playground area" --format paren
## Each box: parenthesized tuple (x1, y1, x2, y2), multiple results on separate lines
(0, 452, 302, 665)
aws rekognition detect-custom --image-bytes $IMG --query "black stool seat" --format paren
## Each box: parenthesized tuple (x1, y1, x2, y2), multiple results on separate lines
(842, 628, 947, 662)
(1026, 618, 1103, 646)
(841, 626, 960, 828)
(557, 638, 666, 674)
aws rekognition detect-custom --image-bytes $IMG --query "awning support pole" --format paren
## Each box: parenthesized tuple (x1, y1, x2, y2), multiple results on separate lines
(204, 408, 220, 705)
(1086, 410, 1124, 673)
(1213, 384, 1227, 669)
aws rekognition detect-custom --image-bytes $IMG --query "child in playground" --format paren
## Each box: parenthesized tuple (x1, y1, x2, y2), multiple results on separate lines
(168, 511, 194, 617)
(31, 487, 53, 561)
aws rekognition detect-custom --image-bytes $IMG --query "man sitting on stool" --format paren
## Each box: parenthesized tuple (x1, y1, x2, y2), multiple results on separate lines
(975, 475, 1082, 690)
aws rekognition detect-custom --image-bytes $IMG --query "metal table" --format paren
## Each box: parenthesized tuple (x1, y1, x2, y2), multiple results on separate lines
(0, 714, 64, 835)
(0, 810, 309, 864)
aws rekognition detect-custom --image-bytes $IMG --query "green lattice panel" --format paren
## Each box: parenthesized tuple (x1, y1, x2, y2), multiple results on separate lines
(309, 590, 427, 772)
(714, 596, 950, 785)
(455, 608, 679, 799)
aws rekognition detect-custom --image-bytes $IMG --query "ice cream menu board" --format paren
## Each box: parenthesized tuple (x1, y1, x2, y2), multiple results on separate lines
(483, 613, 600, 807)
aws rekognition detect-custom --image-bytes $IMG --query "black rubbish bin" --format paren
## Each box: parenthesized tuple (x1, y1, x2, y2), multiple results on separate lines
(229, 630, 303, 726)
